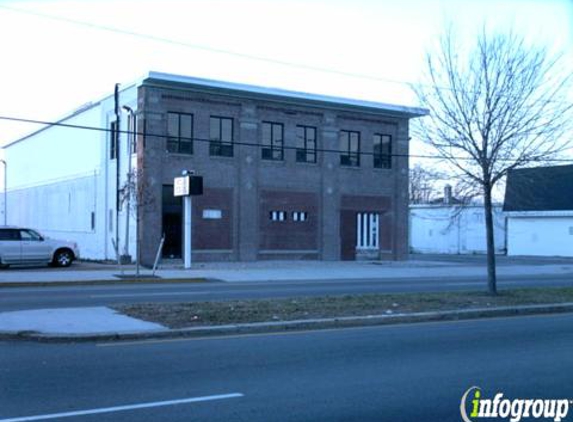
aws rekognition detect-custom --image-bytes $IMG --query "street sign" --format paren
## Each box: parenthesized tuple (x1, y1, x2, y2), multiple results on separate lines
(174, 176, 190, 197)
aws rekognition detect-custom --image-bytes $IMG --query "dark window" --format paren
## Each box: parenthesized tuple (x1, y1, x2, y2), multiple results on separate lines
(109, 120, 118, 160)
(261, 122, 284, 161)
(296, 125, 317, 163)
(0, 229, 19, 241)
(340, 130, 360, 167)
(374, 134, 392, 169)
(210, 116, 234, 157)
(167, 112, 193, 154)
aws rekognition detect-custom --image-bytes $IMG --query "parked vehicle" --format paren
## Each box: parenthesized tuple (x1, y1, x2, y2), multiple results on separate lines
(0, 226, 80, 268)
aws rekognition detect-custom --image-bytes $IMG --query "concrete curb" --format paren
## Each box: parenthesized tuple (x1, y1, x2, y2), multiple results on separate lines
(0, 278, 211, 288)
(2, 302, 573, 343)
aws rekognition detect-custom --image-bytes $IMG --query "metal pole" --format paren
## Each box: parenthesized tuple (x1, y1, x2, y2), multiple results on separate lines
(0, 159, 6, 225)
(114, 84, 121, 266)
(184, 195, 192, 269)
(122, 105, 135, 262)
(152, 234, 166, 276)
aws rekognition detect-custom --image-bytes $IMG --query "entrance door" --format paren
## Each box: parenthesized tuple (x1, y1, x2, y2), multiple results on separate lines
(340, 211, 380, 260)
(162, 185, 182, 259)
(340, 210, 357, 260)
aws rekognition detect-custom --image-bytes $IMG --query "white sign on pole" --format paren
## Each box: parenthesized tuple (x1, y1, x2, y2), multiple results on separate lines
(174, 176, 190, 197)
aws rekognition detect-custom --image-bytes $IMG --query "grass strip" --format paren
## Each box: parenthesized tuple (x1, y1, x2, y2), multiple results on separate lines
(113, 287, 573, 329)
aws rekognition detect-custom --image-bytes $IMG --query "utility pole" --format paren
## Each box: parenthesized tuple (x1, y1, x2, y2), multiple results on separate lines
(0, 159, 6, 225)
(114, 83, 121, 264)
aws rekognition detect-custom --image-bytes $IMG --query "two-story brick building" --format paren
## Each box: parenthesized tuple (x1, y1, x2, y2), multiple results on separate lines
(4, 72, 427, 265)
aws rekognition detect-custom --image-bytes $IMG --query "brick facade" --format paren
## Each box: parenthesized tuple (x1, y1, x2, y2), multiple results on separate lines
(136, 74, 423, 264)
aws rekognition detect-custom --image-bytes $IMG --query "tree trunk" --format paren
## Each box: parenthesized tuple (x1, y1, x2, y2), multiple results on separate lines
(483, 185, 497, 295)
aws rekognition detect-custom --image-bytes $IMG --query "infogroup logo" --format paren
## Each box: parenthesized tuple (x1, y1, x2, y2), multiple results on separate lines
(460, 387, 572, 422)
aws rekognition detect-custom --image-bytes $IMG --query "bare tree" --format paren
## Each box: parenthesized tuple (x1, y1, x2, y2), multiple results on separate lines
(413, 28, 573, 294)
(119, 168, 157, 276)
(409, 163, 443, 204)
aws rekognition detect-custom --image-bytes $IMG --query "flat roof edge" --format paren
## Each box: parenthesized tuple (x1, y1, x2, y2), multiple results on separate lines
(144, 71, 429, 117)
(4, 71, 429, 149)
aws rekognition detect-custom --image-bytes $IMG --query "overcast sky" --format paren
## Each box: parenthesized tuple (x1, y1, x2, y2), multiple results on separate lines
(0, 0, 571, 150)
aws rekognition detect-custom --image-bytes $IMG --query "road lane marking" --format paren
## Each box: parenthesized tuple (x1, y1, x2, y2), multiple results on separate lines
(89, 278, 573, 299)
(90, 291, 213, 298)
(86, 283, 490, 298)
(0, 393, 244, 422)
(446, 280, 573, 287)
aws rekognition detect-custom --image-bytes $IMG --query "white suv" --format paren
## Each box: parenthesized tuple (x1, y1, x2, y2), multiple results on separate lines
(0, 227, 80, 268)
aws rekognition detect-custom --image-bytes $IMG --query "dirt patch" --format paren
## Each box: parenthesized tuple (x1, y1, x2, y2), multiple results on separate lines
(113, 287, 573, 329)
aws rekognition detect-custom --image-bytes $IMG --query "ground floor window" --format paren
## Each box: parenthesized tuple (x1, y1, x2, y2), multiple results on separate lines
(292, 211, 308, 222)
(356, 212, 379, 249)
(270, 211, 287, 221)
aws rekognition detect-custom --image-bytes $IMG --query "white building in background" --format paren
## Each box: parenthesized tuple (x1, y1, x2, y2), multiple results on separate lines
(3, 83, 138, 261)
(504, 165, 573, 257)
(409, 204, 506, 255)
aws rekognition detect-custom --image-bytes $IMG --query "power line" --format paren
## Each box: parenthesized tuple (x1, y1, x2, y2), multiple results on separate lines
(5, 5, 568, 109)
(0, 4, 410, 89)
(3, 3, 571, 109)
(4, 0, 573, 136)
(2, 114, 573, 163)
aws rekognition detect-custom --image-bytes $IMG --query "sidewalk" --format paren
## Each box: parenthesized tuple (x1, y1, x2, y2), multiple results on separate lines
(2, 259, 573, 285)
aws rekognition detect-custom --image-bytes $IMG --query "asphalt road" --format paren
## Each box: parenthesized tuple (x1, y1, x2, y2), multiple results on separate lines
(1, 273, 573, 311)
(1, 313, 572, 421)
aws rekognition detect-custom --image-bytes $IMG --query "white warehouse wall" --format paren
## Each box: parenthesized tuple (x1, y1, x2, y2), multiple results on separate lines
(4, 84, 138, 261)
(6, 105, 103, 188)
(507, 217, 573, 257)
(409, 205, 506, 254)
(8, 173, 107, 259)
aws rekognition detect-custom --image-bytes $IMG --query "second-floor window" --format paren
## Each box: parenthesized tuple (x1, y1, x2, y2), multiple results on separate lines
(262, 122, 284, 161)
(373, 134, 392, 169)
(296, 125, 317, 163)
(340, 130, 360, 167)
(210, 116, 234, 157)
(167, 112, 193, 154)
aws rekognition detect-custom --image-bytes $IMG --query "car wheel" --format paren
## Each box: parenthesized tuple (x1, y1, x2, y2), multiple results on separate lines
(53, 249, 73, 267)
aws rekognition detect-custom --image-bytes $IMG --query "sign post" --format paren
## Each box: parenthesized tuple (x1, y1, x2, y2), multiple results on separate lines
(174, 171, 203, 269)
(183, 195, 192, 269)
